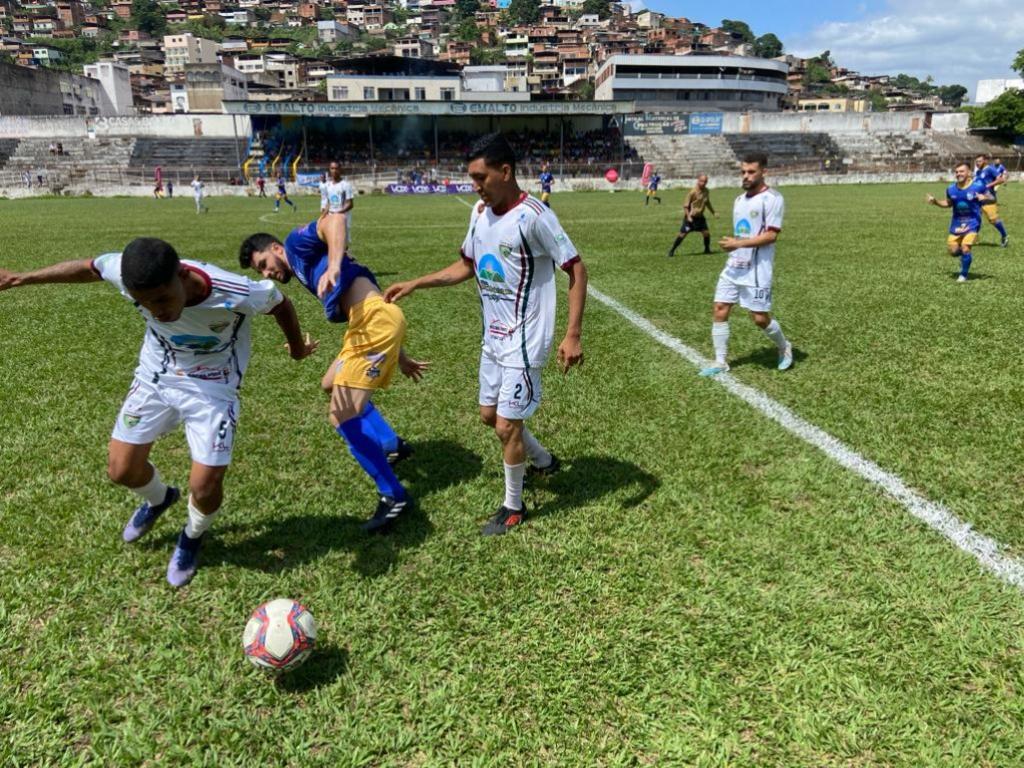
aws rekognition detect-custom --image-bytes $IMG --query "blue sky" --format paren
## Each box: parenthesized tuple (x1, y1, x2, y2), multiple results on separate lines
(638, 0, 1023, 94)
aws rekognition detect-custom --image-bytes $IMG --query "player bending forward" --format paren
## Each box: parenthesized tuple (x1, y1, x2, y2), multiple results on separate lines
(927, 161, 992, 282)
(240, 212, 427, 533)
(0, 238, 317, 587)
(699, 153, 793, 377)
(385, 132, 587, 536)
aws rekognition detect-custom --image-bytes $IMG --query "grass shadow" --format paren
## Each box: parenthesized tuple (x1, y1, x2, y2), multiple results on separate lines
(527, 454, 660, 521)
(149, 440, 483, 578)
(274, 643, 349, 693)
(727, 345, 809, 371)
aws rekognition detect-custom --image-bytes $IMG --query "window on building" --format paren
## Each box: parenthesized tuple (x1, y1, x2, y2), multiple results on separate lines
(363, 86, 375, 99)
(440, 87, 455, 101)
(332, 86, 349, 99)
(414, 87, 426, 100)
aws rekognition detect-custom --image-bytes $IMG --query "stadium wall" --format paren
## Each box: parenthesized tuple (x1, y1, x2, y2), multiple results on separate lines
(0, 114, 251, 139)
(719, 112, 970, 134)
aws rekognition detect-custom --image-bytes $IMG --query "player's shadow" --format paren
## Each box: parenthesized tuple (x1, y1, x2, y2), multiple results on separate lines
(163, 440, 483, 579)
(726, 345, 809, 371)
(526, 454, 660, 521)
(943, 271, 994, 281)
(274, 644, 349, 693)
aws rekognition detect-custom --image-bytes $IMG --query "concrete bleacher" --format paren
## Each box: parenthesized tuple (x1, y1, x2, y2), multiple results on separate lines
(0, 138, 19, 168)
(130, 138, 247, 175)
(2, 136, 136, 186)
(626, 134, 737, 177)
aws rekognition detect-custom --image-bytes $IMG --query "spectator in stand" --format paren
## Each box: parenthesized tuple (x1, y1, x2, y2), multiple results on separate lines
(22, 171, 31, 188)
(48, 142, 57, 156)
(56, 142, 64, 156)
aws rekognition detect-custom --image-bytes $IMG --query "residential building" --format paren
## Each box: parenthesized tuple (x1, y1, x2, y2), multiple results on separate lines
(317, 20, 354, 43)
(975, 78, 1024, 104)
(394, 35, 434, 59)
(797, 97, 868, 113)
(326, 55, 461, 101)
(83, 60, 135, 114)
(163, 33, 219, 74)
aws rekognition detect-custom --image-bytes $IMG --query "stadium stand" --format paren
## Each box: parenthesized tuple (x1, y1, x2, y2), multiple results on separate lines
(130, 138, 248, 177)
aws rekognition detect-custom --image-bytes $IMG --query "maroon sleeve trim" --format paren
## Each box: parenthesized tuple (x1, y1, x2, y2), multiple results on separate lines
(766, 226, 782, 233)
(460, 247, 473, 262)
(560, 255, 581, 272)
(89, 258, 101, 277)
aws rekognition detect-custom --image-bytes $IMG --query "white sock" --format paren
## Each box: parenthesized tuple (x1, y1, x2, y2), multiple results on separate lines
(132, 464, 168, 507)
(522, 427, 552, 468)
(763, 319, 788, 351)
(712, 322, 730, 365)
(503, 462, 526, 511)
(184, 496, 217, 539)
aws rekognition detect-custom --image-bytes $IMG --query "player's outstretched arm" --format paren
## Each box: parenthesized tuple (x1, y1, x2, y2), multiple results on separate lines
(926, 194, 950, 208)
(398, 349, 430, 382)
(0, 259, 100, 291)
(316, 213, 348, 299)
(557, 259, 588, 373)
(383, 258, 475, 303)
(269, 295, 319, 360)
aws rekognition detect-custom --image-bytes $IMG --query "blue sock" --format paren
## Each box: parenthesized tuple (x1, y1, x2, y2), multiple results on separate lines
(960, 251, 973, 278)
(995, 221, 1007, 239)
(337, 417, 405, 500)
(361, 402, 399, 453)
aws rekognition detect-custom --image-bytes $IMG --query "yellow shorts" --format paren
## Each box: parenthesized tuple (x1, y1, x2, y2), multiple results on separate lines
(981, 203, 1000, 223)
(947, 232, 978, 251)
(334, 294, 406, 391)
(540, 191, 551, 203)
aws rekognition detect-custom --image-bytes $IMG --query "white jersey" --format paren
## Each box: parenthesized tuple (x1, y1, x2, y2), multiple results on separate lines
(190, 179, 204, 199)
(91, 253, 283, 398)
(460, 193, 579, 368)
(720, 186, 784, 288)
(320, 178, 354, 243)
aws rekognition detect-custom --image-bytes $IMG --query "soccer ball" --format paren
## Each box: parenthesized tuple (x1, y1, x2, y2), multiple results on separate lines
(242, 598, 317, 672)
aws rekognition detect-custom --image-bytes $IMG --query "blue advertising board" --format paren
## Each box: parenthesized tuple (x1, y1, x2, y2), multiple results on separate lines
(688, 112, 724, 135)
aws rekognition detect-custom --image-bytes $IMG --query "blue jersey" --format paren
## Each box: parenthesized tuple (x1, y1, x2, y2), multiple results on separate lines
(946, 180, 987, 235)
(648, 174, 661, 191)
(284, 220, 378, 323)
(277, 178, 287, 194)
(974, 165, 1000, 201)
(539, 171, 554, 192)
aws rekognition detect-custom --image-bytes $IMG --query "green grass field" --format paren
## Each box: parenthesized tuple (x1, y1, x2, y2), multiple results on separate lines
(2, 184, 1024, 766)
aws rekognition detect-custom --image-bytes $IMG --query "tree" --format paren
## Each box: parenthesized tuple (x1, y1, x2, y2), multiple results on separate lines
(867, 91, 889, 113)
(470, 46, 505, 65)
(454, 17, 481, 41)
(720, 19, 754, 43)
(1012, 47, 1024, 77)
(507, 0, 540, 25)
(582, 0, 611, 19)
(970, 88, 1024, 138)
(753, 33, 782, 59)
(455, 0, 480, 18)
(131, 0, 166, 37)
(937, 84, 968, 108)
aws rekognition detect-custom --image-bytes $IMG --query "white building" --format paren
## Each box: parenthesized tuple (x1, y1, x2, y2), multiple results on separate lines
(317, 20, 354, 43)
(975, 78, 1024, 105)
(162, 33, 219, 74)
(82, 60, 134, 115)
(327, 71, 460, 101)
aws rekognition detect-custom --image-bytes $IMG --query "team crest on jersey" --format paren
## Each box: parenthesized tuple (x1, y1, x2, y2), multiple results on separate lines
(171, 334, 220, 351)
(751, 210, 760, 219)
(209, 321, 230, 333)
(365, 352, 386, 379)
(477, 253, 506, 283)
(123, 413, 142, 429)
(735, 219, 752, 237)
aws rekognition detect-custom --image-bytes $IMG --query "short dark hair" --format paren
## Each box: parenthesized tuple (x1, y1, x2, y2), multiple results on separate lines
(976, 153, 989, 161)
(467, 132, 517, 173)
(122, 238, 179, 291)
(742, 153, 769, 168)
(239, 233, 282, 269)
(955, 161, 971, 170)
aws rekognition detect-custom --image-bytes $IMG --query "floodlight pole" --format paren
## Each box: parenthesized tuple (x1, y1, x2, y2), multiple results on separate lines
(231, 114, 242, 175)
(559, 118, 564, 178)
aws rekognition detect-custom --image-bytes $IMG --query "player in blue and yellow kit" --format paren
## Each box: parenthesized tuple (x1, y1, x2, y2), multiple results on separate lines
(927, 162, 993, 282)
(645, 171, 662, 206)
(274, 174, 297, 213)
(539, 163, 555, 208)
(239, 214, 427, 532)
(974, 154, 1008, 247)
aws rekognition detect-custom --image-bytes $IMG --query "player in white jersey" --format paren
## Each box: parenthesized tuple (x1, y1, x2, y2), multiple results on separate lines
(385, 133, 587, 536)
(190, 174, 206, 214)
(699, 152, 793, 377)
(0, 238, 317, 587)
(320, 160, 354, 245)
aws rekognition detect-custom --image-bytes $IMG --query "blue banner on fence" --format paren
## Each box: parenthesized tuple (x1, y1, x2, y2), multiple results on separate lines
(296, 172, 322, 188)
(688, 112, 724, 135)
(386, 183, 475, 195)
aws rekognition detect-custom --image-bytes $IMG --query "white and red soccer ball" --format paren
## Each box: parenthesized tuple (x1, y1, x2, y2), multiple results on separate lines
(242, 598, 317, 672)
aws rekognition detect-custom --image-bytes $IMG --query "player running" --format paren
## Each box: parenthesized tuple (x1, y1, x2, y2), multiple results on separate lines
(274, 174, 297, 213)
(974, 154, 1009, 247)
(384, 132, 587, 536)
(239, 214, 427, 533)
(190, 174, 207, 214)
(699, 153, 793, 377)
(668, 173, 716, 257)
(645, 170, 662, 206)
(539, 163, 555, 208)
(0, 238, 317, 587)
(927, 162, 993, 282)
(319, 160, 355, 245)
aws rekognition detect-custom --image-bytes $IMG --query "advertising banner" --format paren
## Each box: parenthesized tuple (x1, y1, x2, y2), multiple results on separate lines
(688, 112, 724, 135)
(385, 183, 476, 195)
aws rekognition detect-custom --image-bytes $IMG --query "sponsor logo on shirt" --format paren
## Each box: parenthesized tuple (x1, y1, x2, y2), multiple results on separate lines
(209, 321, 230, 333)
(170, 334, 221, 351)
(735, 219, 752, 237)
(477, 254, 506, 284)
(123, 413, 142, 428)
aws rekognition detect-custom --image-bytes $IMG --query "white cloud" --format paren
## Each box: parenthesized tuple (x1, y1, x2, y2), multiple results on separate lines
(790, 0, 1023, 90)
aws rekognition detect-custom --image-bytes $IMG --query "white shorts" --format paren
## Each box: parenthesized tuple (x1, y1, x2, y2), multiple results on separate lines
(479, 350, 543, 420)
(111, 378, 239, 466)
(714, 275, 773, 313)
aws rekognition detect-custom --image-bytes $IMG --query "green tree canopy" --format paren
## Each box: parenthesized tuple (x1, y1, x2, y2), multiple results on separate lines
(970, 88, 1024, 138)
(1012, 47, 1024, 77)
(937, 84, 968, 108)
(455, 0, 480, 18)
(753, 33, 783, 58)
(582, 0, 611, 19)
(132, 0, 166, 37)
(507, 0, 540, 25)
(720, 19, 754, 43)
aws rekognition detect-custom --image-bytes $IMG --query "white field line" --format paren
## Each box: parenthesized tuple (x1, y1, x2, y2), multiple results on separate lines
(588, 286, 1024, 591)
(447, 193, 1024, 589)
